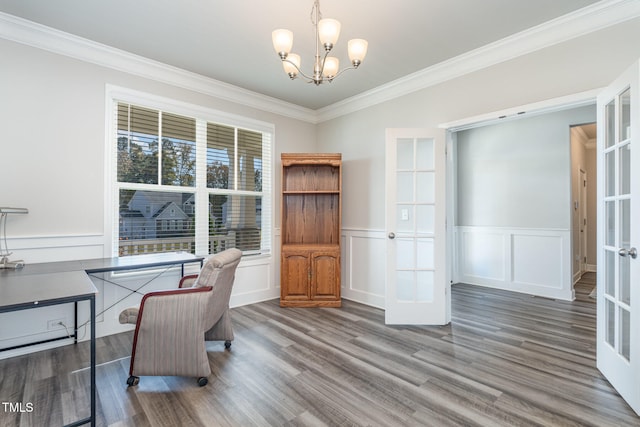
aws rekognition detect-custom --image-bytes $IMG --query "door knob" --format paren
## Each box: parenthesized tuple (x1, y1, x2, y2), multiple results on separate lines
(388, 232, 395, 239)
(618, 247, 638, 259)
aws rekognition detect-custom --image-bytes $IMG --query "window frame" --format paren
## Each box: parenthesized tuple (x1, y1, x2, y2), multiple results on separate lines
(105, 85, 274, 258)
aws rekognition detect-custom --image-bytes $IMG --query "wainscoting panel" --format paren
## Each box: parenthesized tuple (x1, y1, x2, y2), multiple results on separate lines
(460, 230, 506, 281)
(455, 226, 573, 301)
(230, 256, 278, 308)
(341, 229, 386, 309)
(512, 233, 563, 288)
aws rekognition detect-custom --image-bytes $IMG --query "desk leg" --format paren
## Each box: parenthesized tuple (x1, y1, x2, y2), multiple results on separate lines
(74, 301, 78, 344)
(90, 295, 96, 426)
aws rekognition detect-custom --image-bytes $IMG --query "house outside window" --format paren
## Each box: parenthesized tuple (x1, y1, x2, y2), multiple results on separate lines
(111, 93, 272, 258)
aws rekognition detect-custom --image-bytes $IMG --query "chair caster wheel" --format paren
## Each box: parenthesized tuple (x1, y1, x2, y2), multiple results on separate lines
(224, 340, 232, 349)
(126, 376, 139, 387)
(197, 377, 208, 387)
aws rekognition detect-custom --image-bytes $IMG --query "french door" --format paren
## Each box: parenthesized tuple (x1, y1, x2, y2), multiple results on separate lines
(597, 60, 640, 414)
(385, 128, 449, 325)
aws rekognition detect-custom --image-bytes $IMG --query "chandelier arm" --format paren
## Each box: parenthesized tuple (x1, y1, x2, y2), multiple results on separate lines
(282, 58, 316, 81)
(317, 49, 331, 79)
(326, 65, 358, 81)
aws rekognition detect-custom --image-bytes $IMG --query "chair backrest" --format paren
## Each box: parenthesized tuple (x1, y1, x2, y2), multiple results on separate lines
(193, 248, 242, 328)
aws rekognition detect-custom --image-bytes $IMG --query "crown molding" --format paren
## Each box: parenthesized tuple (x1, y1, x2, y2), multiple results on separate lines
(2, 1, 639, 125)
(316, 0, 640, 122)
(0, 11, 318, 124)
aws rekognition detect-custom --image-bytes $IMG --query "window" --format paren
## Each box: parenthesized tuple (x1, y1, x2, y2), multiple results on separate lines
(111, 93, 272, 258)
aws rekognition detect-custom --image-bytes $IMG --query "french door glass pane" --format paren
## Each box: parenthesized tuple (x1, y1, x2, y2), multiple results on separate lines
(605, 99, 615, 148)
(605, 151, 615, 197)
(621, 308, 630, 361)
(397, 138, 414, 169)
(605, 201, 615, 246)
(605, 249, 615, 297)
(397, 172, 414, 203)
(396, 271, 413, 301)
(397, 205, 414, 233)
(416, 205, 435, 234)
(621, 88, 631, 141)
(396, 239, 413, 269)
(416, 172, 435, 203)
(620, 199, 631, 248)
(416, 271, 434, 302)
(416, 238, 434, 270)
(606, 299, 615, 347)
(416, 138, 434, 169)
(620, 144, 631, 195)
(620, 255, 630, 306)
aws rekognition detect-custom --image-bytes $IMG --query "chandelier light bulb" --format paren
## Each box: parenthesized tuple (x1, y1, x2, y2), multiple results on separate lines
(283, 54, 301, 79)
(323, 57, 339, 79)
(318, 18, 341, 51)
(348, 39, 368, 67)
(272, 29, 293, 59)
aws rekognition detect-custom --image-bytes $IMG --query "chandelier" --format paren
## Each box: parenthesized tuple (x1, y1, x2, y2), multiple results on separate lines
(272, 0, 368, 85)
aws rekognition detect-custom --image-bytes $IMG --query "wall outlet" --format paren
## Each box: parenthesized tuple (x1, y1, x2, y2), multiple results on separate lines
(47, 318, 67, 331)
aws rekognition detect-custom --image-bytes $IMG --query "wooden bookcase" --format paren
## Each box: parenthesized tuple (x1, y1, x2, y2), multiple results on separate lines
(280, 153, 341, 307)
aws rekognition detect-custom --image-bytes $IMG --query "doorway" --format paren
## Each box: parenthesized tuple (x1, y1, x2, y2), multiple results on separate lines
(570, 122, 597, 296)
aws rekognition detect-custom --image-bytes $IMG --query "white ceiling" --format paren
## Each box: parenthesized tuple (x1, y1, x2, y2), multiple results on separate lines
(0, 0, 602, 110)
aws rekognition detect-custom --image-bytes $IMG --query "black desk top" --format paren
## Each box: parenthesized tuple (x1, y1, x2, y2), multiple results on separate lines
(0, 270, 96, 312)
(0, 252, 204, 312)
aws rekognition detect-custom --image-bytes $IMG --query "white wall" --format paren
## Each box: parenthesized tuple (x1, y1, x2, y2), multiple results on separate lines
(0, 38, 316, 357)
(456, 107, 595, 229)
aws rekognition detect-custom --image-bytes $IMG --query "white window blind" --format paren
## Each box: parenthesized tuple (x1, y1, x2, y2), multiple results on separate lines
(112, 97, 272, 258)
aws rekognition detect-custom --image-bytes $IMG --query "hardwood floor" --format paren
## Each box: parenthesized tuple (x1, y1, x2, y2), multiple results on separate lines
(1, 274, 639, 426)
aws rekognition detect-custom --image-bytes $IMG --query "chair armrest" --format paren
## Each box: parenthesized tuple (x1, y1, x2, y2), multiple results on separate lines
(119, 306, 140, 325)
(128, 286, 214, 378)
(179, 274, 199, 288)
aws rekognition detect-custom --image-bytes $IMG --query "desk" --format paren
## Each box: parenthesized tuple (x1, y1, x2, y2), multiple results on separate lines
(1, 252, 204, 350)
(0, 270, 97, 427)
(0, 251, 204, 426)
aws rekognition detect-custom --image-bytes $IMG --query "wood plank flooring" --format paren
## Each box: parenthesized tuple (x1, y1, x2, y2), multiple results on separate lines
(1, 273, 639, 426)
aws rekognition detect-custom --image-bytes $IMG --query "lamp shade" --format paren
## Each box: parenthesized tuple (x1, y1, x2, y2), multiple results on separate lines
(348, 39, 368, 65)
(272, 29, 293, 55)
(323, 57, 339, 78)
(318, 18, 341, 47)
(283, 53, 301, 77)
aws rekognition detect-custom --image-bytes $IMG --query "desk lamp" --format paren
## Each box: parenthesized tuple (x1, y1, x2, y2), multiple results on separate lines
(0, 207, 28, 269)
